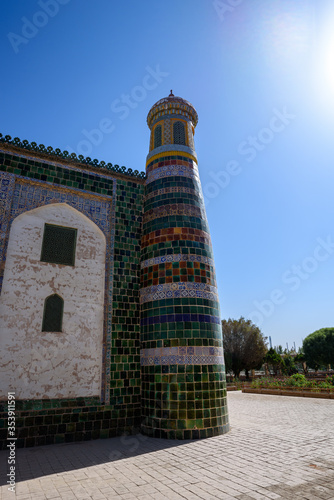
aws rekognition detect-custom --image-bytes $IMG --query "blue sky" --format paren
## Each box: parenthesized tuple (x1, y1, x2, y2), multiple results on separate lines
(1, 0, 334, 350)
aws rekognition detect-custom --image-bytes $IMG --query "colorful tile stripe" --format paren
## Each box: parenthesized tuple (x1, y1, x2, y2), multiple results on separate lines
(146, 158, 197, 174)
(141, 227, 211, 249)
(140, 314, 221, 326)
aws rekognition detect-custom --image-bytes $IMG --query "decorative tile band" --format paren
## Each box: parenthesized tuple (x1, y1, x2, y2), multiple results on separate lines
(143, 204, 206, 224)
(146, 165, 199, 185)
(141, 253, 215, 270)
(147, 158, 196, 174)
(140, 282, 218, 304)
(141, 278, 217, 292)
(140, 314, 221, 326)
(145, 177, 200, 196)
(144, 186, 198, 202)
(140, 346, 225, 366)
(141, 227, 211, 249)
(146, 152, 198, 170)
(142, 346, 224, 356)
(146, 145, 197, 164)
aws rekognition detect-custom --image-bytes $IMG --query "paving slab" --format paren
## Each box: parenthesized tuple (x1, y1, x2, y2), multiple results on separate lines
(1, 392, 334, 499)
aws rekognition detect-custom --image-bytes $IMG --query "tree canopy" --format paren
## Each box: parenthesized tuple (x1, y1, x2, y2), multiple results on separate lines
(303, 328, 334, 369)
(222, 317, 268, 378)
(264, 347, 283, 375)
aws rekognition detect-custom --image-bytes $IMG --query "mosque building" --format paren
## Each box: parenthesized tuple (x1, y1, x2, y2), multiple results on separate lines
(0, 93, 229, 448)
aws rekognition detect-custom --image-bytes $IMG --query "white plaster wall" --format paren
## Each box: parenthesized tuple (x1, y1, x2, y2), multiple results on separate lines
(0, 203, 106, 400)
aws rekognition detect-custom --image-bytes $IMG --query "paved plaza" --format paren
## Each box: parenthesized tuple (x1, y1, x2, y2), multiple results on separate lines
(1, 391, 334, 500)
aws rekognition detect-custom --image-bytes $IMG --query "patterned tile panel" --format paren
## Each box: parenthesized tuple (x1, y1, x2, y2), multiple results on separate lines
(141, 346, 224, 357)
(141, 253, 215, 269)
(0, 173, 15, 258)
(146, 164, 200, 184)
(141, 348, 225, 366)
(146, 158, 197, 174)
(141, 259, 217, 288)
(140, 282, 219, 304)
(187, 121, 195, 150)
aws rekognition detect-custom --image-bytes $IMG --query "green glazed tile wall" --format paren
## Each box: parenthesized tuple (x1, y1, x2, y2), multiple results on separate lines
(109, 178, 144, 430)
(0, 147, 144, 448)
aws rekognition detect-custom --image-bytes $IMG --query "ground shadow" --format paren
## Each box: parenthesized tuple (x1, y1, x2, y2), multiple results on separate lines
(0, 433, 195, 486)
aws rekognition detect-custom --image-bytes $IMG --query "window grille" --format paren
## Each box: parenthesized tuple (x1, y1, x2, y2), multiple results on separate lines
(41, 223, 77, 266)
(173, 121, 186, 145)
(154, 125, 162, 148)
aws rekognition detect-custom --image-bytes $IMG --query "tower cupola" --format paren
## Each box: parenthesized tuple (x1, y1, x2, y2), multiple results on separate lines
(146, 92, 198, 160)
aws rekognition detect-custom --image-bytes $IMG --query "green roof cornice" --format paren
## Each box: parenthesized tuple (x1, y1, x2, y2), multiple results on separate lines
(0, 133, 146, 180)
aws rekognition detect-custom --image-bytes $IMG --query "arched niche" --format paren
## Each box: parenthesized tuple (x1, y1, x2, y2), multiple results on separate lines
(0, 203, 106, 400)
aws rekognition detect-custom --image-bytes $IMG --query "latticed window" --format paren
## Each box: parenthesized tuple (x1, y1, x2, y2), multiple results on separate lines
(41, 224, 77, 266)
(154, 125, 162, 148)
(42, 294, 64, 332)
(173, 121, 186, 145)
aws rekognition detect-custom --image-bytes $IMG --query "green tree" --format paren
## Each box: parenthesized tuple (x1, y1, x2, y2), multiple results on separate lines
(281, 354, 298, 375)
(222, 317, 268, 379)
(294, 350, 308, 374)
(303, 328, 334, 370)
(264, 348, 283, 375)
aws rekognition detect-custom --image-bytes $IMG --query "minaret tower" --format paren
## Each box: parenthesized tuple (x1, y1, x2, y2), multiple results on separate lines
(140, 92, 229, 439)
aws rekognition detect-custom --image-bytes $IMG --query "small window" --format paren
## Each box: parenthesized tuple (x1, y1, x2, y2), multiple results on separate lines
(42, 294, 64, 332)
(41, 224, 77, 266)
(154, 125, 162, 148)
(173, 121, 186, 145)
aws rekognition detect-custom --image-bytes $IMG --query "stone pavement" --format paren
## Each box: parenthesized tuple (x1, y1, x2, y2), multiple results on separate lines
(1, 391, 334, 500)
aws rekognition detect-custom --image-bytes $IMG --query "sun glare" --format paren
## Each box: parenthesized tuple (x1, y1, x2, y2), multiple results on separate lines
(312, 10, 334, 106)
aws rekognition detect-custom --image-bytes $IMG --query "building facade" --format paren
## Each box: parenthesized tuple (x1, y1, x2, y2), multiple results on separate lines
(0, 94, 229, 448)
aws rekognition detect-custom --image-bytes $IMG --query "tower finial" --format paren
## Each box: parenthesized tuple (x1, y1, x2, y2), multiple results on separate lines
(169, 89, 174, 97)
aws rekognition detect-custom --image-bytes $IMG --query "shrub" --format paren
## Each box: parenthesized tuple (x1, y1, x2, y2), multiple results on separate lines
(287, 373, 306, 386)
(250, 374, 334, 391)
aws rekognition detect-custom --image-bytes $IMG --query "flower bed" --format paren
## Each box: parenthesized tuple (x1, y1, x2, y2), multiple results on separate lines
(242, 374, 334, 398)
(242, 388, 334, 399)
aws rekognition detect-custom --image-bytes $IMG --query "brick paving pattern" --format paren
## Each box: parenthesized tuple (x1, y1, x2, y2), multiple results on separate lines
(1, 392, 334, 499)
